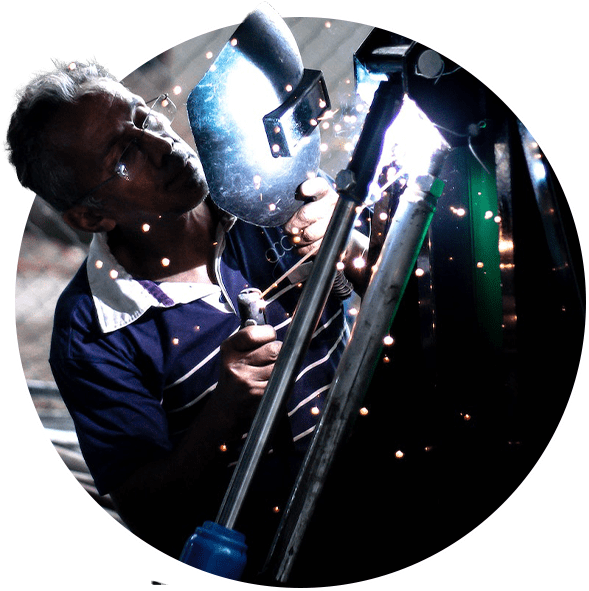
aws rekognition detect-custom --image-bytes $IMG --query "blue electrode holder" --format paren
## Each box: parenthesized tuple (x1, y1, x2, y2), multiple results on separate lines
(180, 521, 247, 580)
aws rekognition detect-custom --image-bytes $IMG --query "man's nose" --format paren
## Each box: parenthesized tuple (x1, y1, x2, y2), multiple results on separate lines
(140, 129, 174, 167)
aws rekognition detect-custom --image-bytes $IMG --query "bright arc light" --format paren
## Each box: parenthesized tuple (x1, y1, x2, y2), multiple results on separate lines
(367, 94, 448, 205)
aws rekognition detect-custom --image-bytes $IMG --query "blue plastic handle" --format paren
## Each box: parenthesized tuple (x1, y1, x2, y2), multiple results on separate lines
(180, 521, 247, 580)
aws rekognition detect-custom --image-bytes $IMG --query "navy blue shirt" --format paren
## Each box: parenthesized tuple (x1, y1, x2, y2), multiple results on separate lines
(49, 216, 348, 496)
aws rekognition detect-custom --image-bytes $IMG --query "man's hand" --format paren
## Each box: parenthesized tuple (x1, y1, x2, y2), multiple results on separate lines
(283, 176, 337, 258)
(110, 323, 281, 555)
(217, 324, 281, 424)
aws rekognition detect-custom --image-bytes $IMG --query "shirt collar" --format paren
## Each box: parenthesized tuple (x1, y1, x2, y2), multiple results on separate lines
(87, 211, 235, 333)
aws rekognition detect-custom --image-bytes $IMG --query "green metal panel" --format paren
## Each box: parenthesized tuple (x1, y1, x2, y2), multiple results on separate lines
(466, 149, 503, 350)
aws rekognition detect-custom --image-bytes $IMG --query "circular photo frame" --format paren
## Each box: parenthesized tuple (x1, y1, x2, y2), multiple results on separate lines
(5, 2, 587, 589)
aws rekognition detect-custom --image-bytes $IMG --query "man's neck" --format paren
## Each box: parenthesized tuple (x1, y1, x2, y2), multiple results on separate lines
(106, 201, 217, 284)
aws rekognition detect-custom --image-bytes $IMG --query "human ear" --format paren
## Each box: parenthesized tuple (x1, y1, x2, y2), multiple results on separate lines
(62, 206, 117, 233)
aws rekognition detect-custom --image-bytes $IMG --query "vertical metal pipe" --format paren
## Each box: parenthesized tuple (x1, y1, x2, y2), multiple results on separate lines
(215, 78, 407, 531)
(262, 171, 447, 583)
(216, 195, 359, 529)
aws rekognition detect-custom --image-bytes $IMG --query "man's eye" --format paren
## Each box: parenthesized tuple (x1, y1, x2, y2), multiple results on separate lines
(135, 110, 151, 129)
(114, 160, 131, 181)
(114, 139, 140, 178)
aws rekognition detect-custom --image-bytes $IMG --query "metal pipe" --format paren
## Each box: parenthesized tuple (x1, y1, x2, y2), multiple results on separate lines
(215, 78, 408, 531)
(216, 194, 359, 529)
(262, 168, 449, 583)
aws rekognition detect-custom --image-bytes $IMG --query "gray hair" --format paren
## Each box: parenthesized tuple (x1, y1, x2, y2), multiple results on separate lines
(6, 59, 116, 212)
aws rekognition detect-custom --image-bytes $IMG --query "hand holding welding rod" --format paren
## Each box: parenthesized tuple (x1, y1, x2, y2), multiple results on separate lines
(287, 177, 353, 299)
(238, 288, 268, 328)
(286, 177, 334, 255)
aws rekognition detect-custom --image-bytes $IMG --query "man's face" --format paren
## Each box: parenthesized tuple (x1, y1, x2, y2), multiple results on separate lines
(46, 79, 209, 225)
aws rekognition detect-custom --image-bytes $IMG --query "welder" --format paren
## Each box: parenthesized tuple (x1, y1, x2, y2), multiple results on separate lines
(6, 8, 371, 581)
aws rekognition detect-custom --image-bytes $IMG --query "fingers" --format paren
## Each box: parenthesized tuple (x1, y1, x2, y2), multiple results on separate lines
(295, 176, 333, 202)
(288, 216, 330, 247)
(219, 324, 282, 401)
(245, 339, 282, 368)
(284, 177, 337, 255)
(289, 178, 337, 225)
(227, 324, 277, 352)
(221, 324, 281, 367)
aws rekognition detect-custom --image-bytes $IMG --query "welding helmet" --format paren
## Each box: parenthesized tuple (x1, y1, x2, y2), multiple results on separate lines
(187, 3, 330, 226)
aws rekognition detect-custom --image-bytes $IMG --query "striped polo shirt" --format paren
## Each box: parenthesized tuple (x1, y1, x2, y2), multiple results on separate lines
(49, 213, 349, 496)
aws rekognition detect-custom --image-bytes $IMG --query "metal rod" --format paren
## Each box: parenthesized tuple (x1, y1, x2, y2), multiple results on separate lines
(260, 249, 315, 299)
(216, 194, 359, 529)
(215, 77, 408, 531)
(262, 171, 448, 583)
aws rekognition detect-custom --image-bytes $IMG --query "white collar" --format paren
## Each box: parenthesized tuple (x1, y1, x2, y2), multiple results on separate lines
(87, 232, 230, 334)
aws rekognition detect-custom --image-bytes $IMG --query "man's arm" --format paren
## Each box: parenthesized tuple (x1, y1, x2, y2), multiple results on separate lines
(109, 325, 281, 557)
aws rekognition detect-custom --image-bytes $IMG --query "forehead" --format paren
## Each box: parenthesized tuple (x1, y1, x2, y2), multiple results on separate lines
(70, 79, 142, 127)
(80, 78, 141, 106)
(41, 80, 148, 190)
(45, 80, 141, 152)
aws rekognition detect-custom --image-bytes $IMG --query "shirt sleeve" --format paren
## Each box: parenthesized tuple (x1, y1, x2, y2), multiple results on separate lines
(50, 287, 172, 496)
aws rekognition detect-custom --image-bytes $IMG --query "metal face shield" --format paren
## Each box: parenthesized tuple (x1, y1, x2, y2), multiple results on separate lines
(187, 4, 330, 226)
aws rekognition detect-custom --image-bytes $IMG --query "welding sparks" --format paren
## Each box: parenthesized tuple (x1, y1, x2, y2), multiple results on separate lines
(352, 257, 366, 269)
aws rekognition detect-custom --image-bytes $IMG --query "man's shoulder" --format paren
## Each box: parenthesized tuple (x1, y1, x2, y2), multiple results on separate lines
(53, 261, 95, 332)
(50, 260, 138, 364)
